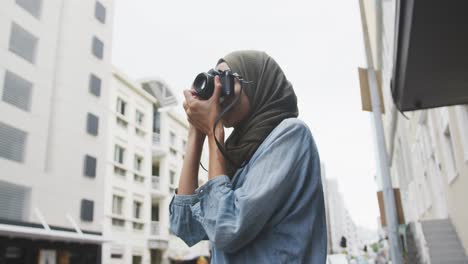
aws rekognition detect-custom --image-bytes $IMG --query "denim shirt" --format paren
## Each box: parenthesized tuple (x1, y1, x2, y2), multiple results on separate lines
(169, 118, 327, 263)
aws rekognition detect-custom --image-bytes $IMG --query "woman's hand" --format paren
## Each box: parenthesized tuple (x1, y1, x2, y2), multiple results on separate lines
(183, 76, 223, 137)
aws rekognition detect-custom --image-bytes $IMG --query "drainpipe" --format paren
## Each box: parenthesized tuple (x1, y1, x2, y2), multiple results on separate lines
(358, 0, 403, 263)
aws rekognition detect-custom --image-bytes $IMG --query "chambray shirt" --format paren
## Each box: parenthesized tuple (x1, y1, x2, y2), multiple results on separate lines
(169, 118, 327, 263)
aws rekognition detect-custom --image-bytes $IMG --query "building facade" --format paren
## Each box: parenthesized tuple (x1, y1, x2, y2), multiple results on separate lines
(361, 0, 468, 258)
(102, 68, 156, 264)
(142, 80, 210, 263)
(325, 178, 362, 256)
(0, 0, 114, 263)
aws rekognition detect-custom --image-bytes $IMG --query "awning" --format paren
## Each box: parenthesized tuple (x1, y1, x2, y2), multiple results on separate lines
(392, 0, 468, 111)
(0, 223, 108, 244)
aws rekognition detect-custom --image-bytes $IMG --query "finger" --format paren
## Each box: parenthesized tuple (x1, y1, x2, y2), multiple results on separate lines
(182, 101, 188, 111)
(183, 90, 192, 101)
(210, 76, 222, 101)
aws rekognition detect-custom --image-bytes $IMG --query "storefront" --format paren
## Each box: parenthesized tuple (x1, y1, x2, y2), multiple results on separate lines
(0, 220, 106, 264)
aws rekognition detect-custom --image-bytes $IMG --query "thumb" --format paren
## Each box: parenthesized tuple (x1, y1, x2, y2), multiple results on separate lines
(211, 76, 222, 101)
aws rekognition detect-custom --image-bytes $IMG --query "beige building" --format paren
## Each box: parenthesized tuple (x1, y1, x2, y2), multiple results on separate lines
(360, 0, 468, 261)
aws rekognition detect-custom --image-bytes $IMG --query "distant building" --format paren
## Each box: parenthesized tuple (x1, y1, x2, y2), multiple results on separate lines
(142, 80, 209, 263)
(102, 68, 156, 264)
(324, 177, 361, 256)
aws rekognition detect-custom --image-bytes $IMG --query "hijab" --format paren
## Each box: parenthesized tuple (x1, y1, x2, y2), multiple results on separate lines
(218, 50, 299, 176)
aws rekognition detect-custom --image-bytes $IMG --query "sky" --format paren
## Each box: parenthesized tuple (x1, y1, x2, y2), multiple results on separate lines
(112, 0, 380, 230)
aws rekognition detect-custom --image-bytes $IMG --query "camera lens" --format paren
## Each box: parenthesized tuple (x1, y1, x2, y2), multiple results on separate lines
(193, 72, 214, 100)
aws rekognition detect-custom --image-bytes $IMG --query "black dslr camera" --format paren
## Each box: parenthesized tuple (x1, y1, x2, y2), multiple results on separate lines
(193, 69, 237, 100)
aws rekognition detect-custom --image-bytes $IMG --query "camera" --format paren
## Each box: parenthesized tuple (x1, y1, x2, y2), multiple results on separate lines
(193, 69, 236, 100)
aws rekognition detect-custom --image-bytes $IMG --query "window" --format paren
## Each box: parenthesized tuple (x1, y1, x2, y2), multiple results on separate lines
(16, 0, 42, 18)
(112, 195, 123, 215)
(182, 140, 187, 151)
(152, 164, 160, 176)
(134, 174, 144, 183)
(135, 110, 144, 126)
(0, 122, 27, 163)
(170, 132, 176, 146)
(92, 36, 104, 59)
(134, 155, 143, 172)
(132, 256, 142, 264)
(153, 108, 160, 133)
(110, 253, 123, 259)
(133, 222, 144, 230)
(86, 113, 99, 136)
(112, 218, 124, 227)
(169, 170, 176, 185)
(94, 1, 106, 23)
(89, 74, 101, 97)
(133, 201, 142, 219)
(84, 155, 97, 178)
(116, 98, 126, 116)
(0, 180, 29, 221)
(114, 145, 125, 164)
(169, 148, 177, 156)
(9, 23, 38, 64)
(151, 205, 159, 221)
(80, 199, 94, 222)
(2, 71, 33, 111)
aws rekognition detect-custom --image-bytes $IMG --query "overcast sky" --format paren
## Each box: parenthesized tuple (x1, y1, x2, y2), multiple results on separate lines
(112, 0, 380, 230)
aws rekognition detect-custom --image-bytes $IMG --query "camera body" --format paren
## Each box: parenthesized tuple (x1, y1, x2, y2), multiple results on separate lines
(193, 69, 235, 100)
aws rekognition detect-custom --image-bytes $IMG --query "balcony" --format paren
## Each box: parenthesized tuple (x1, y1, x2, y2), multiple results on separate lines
(152, 132, 166, 158)
(151, 176, 166, 198)
(148, 221, 169, 249)
(150, 221, 161, 236)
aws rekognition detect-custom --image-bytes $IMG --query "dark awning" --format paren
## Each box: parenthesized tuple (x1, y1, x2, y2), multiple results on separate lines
(391, 0, 468, 111)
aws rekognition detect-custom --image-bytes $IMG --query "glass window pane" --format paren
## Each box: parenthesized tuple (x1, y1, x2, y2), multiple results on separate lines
(92, 36, 104, 59)
(89, 74, 101, 97)
(16, 0, 42, 18)
(0, 122, 27, 162)
(84, 155, 97, 178)
(9, 23, 38, 64)
(95, 1, 106, 23)
(3, 71, 33, 111)
(86, 113, 99, 136)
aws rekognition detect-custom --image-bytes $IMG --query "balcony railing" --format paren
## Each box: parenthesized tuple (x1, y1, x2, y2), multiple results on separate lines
(151, 221, 160, 236)
(152, 176, 161, 191)
(152, 132, 161, 145)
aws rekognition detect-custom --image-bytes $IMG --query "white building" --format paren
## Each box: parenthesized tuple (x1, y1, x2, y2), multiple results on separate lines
(0, 0, 114, 262)
(142, 80, 210, 263)
(325, 178, 361, 256)
(102, 68, 156, 264)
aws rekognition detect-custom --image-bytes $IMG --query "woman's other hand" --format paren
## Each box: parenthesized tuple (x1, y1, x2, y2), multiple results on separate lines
(183, 76, 223, 137)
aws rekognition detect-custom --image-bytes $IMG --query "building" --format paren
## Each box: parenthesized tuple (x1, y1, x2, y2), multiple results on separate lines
(325, 178, 361, 256)
(102, 68, 156, 264)
(142, 80, 210, 263)
(360, 0, 468, 261)
(0, 0, 114, 263)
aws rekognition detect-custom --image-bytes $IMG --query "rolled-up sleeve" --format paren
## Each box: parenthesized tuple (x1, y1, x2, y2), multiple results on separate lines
(169, 193, 208, 246)
(179, 121, 314, 253)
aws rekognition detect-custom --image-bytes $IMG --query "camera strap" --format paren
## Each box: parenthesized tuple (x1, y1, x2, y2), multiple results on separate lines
(200, 77, 251, 173)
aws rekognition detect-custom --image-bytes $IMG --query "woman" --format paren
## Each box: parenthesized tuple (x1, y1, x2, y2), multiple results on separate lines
(170, 50, 327, 263)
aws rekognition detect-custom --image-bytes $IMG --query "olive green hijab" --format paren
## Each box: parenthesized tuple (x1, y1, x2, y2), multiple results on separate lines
(219, 50, 299, 176)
